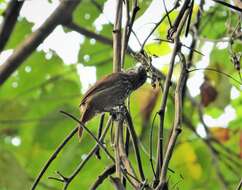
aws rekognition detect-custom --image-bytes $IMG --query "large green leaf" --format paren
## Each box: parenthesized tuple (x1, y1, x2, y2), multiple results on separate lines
(5, 18, 32, 50)
(73, 0, 105, 28)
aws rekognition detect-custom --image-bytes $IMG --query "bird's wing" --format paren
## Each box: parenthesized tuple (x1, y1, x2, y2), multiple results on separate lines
(80, 72, 129, 106)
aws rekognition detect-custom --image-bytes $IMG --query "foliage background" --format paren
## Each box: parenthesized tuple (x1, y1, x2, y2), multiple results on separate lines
(0, 0, 241, 190)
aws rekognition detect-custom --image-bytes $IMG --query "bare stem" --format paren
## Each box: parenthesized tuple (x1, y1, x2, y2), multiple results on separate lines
(236, 178, 242, 190)
(124, 107, 145, 182)
(60, 111, 115, 161)
(64, 21, 112, 46)
(120, 0, 130, 67)
(61, 116, 113, 189)
(115, 119, 123, 178)
(113, 0, 123, 72)
(31, 127, 78, 190)
(0, 0, 24, 53)
(140, 2, 179, 51)
(155, 6, 190, 188)
(91, 165, 115, 190)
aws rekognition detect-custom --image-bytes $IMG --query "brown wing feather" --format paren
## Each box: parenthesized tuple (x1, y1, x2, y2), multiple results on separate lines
(80, 72, 129, 106)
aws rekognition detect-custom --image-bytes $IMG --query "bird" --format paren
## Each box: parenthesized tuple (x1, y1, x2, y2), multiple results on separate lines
(78, 66, 147, 138)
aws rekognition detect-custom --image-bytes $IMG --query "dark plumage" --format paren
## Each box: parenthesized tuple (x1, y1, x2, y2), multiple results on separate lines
(78, 66, 147, 137)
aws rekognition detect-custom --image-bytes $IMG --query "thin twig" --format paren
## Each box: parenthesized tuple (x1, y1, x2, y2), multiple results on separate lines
(60, 116, 113, 190)
(236, 178, 242, 190)
(28, 176, 59, 190)
(31, 127, 78, 190)
(185, 0, 194, 37)
(156, 52, 188, 190)
(150, 112, 158, 177)
(154, 5, 189, 184)
(122, 125, 130, 187)
(140, 4, 179, 50)
(95, 113, 105, 159)
(121, 0, 140, 68)
(211, 0, 242, 12)
(188, 68, 242, 85)
(64, 21, 112, 46)
(60, 111, 115, 161)
(59, 111, 140, 189)
(182, 0, 204, 102)
(115, 118, 123, 178)
(91, 165, 115, 190)
(118, 120, 139, 187)
(162, 0, 172, 28)
(124, 106, 145, 182)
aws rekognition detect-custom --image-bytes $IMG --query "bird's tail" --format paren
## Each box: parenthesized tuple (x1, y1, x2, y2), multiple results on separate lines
(78, 104, 95, 141)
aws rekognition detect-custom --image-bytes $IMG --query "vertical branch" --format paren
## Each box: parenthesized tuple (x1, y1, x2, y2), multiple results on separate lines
(121, 0, 139, 67)
(115, 118, 123, 178)
(155, 5, 190, 187)
(110, 177, 126, 190)
(118, 121, 139, 187)
(182, 0, 204, 101)
(154, 40, 179, 184)
(120, 0, 130, 67)
(113, 0, 123, 72)
(124, 107, 145, 182)
(122, 126, 130, 187)
(0, 0, 24, 53)
(126, 0, 139, 41)
(156, 53, 188, 190)
(112, 0, 126, 186)
(95, 113, 105, 159)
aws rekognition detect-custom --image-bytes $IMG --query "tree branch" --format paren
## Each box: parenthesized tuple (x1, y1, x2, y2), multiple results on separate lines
(64, 21, 112, 46)
(60, 111, 115, 161)
(156, 52, 188, 190)
(140, 3, 179, 51)
(91, 165, 115, 190)
(236, 178, 242, 190)
(155, 5, 190, 187)
(31, 127, 78, 190)
(0, 0, 24, 53)
(58, 116, 113, 190)
(118, 120, 139, 187)
(113, 0, 123, 72)
(120, 0, 130, 68)
(211, 0, 242, 12)
(0, 0, 81, 85)
(154, 9, 187, 184)
(124, 106, 145, 182)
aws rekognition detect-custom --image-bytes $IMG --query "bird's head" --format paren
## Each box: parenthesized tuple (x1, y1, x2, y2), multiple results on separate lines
(127, 65, 147, 90)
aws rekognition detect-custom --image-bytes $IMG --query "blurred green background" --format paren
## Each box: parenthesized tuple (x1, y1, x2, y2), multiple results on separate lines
(0, 0, 241, 189)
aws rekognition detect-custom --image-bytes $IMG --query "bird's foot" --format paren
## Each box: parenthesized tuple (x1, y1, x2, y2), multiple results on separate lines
(109, 105, 126, 121)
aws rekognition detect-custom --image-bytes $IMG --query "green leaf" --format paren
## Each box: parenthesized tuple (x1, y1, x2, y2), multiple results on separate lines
(144, 42, 171, 56)
(5, 18, 32, 49)
(0, 148, 31, 190)
(200, 7, 227, 39)
(73, 0, 104, 28)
